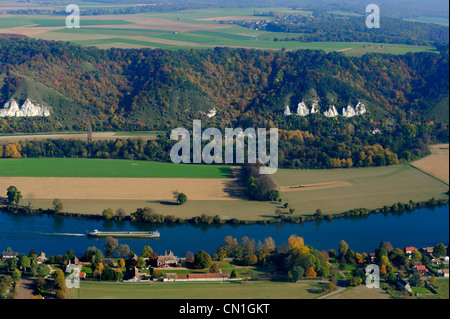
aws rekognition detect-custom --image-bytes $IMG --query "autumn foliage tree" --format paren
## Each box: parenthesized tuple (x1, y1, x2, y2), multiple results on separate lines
(288, 235, 305, 250)
(304, 266, 317, 278)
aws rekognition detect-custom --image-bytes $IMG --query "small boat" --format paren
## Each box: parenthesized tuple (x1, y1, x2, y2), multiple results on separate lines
(86, 229, 160, 238)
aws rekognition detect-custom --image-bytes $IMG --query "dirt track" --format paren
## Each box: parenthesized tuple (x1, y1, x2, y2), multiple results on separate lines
(279, 181, 352, 192)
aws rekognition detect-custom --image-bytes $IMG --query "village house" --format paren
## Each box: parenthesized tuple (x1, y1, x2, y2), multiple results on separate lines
(404, 247, 416, 255)
(414, 265, 428, 276)
(157, 251, 180, 268)
(396, 278, 412, 293)
(438, 269, 449, 278)
(37, 252, 46, 264)
(1, 251, 19, 260)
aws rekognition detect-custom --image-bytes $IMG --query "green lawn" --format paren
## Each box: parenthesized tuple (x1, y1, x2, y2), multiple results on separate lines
(70, 281, 325, 299)
(0, 158, 233, 179)
(433, 279, 449, 299)
(412, 286, 434, 296)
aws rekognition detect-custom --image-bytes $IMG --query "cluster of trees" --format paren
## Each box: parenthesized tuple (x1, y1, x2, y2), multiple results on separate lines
(212, 234, 331, 282)
(0, 275, 14, 297)
(241, 164, 278, 201)
(6, 186, 22, 206)
(0, 138, 173, 162)
(0, 120, 444, 169)
(265, 15, 449, 46)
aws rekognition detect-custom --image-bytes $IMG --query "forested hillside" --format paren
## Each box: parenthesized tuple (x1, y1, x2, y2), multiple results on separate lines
(0, 36, 448, 168)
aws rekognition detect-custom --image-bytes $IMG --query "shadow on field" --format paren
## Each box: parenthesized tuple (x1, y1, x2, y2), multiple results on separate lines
(219, 167, 234, 178)
(223, 179, 245, 199)
(148, 200, 179, 206)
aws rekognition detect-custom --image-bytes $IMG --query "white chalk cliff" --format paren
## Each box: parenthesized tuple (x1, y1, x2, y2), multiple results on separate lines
(296, 101, 309, 116)
(0, 98, 51, 117)
(310, 100, 320, 114)
(283, 99, 367, 118)
(284, 105, 292, 116)
(342, 104, 356, 118)
(206, 108, 216, 118)
(324, 105, 338, 117)
(355, 101, 367, 115)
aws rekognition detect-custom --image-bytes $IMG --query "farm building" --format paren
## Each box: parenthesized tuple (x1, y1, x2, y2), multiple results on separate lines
(414, 265, 428, 276)
(396, 278, 412, 292)
(163, 272, 230, 282)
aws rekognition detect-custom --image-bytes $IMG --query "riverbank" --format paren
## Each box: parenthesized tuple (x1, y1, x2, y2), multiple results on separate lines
(1, 196, 448, 226)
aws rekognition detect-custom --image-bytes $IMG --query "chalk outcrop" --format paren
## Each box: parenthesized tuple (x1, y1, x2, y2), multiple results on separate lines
(284, 105, 291, 116)
(355, 101, 367, 115)
(310, 100, 320, 114)
(282, 99, 367, 118)
(324, 105, 338, 117)
(0, 98, 51, 117)
(296, 101, 309, 116)
(342, 104, 356, 118)
(206, 108, 216, 118)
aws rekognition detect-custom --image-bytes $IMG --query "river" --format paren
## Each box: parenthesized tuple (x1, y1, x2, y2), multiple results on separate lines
(0, 205, 448, 258)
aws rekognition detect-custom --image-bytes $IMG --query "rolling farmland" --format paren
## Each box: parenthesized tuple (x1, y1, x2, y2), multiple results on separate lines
(0, 7, 437, 55)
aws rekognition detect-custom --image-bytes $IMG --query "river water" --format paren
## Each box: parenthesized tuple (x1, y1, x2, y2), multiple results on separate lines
(0, 205, 448, 258)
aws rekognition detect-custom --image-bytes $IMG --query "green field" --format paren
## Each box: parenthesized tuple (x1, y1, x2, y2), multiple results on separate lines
(68, 281, 325, 299)
(0, 158, 232, 179)
(272, 164, 448, 215)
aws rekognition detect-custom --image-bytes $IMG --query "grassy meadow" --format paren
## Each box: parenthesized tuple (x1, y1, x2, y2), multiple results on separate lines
(0, 158, 232, 178)
(68, 281, 326, 299)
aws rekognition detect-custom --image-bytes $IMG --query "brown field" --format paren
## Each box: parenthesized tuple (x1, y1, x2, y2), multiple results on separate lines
(279, 181, 352, 192)
(0, 25, 64, 36)
(0, 177, 236, 201)
(410, 144, 449, 184)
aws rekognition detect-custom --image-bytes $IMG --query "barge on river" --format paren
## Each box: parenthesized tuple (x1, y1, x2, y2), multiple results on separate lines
(86, 229, 160, 238)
